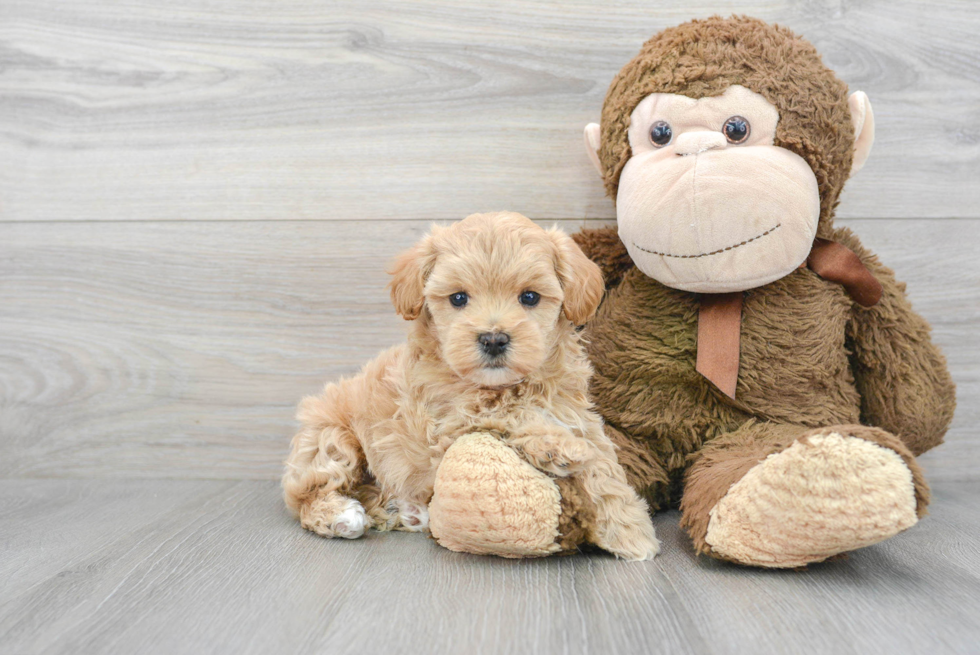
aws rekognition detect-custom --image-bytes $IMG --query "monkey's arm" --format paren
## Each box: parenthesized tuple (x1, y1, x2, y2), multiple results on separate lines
(571, 227, 635, 289)
(835, 227, 956, 456)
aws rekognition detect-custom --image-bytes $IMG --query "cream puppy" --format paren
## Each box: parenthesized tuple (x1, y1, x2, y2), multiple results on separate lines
(282, 212, 658, 560)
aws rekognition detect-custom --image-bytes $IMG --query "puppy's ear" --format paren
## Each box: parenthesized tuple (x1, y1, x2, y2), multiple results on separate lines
(387, 235, 437, 320)
(549, 228, 605, 325)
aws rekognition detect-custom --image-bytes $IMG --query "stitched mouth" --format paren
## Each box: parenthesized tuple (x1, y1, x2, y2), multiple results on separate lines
(633, 223, 781, 259)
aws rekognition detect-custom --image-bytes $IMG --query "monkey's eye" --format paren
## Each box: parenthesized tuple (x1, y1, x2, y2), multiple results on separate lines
(519, 291, 541, 307)
(649, 121, 673, 147)
(723, 116, 750, 144)
(449, 292, 468, 308)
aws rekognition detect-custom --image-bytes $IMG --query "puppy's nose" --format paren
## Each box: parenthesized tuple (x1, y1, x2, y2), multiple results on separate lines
(478, 332, 510, 357)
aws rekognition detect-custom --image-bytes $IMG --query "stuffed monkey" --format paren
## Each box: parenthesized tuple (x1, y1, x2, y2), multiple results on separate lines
(430, 16, 956, 568)
(572, 15, 956, 567)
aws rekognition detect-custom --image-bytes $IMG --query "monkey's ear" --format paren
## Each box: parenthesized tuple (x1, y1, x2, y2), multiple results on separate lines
(387, 235, 437, 320)
(550, 228, 605, 325)
(848, 91, 875, 174)
(583, 123, 604, 177)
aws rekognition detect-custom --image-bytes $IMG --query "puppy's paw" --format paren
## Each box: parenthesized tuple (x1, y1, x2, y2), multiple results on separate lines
(596, 518, 660, 562)
(518, 435, 595, 477)
(301, 495, 369, 539)
(392, 499, 429, 532)
(332, 500, 369, 539)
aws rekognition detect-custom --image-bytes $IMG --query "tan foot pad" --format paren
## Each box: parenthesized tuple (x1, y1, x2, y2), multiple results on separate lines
(429, 432, 563, 558)
(705, 433, 918, 568)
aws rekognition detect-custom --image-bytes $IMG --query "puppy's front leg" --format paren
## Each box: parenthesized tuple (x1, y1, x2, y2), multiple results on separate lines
(505, 422, 595, 478)
(507, 424, 658, 560)
(580, 447, 660, 562)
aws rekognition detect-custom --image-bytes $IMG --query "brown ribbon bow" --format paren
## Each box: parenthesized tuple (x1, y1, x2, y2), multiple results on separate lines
(695, 239, 883, 399)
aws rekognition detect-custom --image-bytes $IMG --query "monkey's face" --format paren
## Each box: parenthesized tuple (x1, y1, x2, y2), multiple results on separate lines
(614, 85, 820, 293)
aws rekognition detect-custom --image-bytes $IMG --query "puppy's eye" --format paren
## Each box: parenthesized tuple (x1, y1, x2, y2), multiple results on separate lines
(449, 292, 468, 308)
(519, 291, 541, 307)
(723, 116, 750, 143)
(649, 121, 672, 147)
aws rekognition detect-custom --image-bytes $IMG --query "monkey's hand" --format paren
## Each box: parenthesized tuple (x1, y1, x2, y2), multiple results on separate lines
(837, 227, 956, 456)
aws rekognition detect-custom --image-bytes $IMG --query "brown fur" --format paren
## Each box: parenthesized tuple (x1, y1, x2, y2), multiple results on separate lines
(555, 476, 598, 553)
(680, 422, 930, 556)
(577, 224, 954, 550)
(574, 16, 956, 565)
(603, 423, 671, 510)
(597, 15, 854, 239)
(835, 229, 958, 456)
(283, 212, 657, 559)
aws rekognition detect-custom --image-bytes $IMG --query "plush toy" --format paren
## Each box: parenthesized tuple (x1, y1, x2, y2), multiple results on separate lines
(429, 432, 596, 557)
(428, 16, 956, 568)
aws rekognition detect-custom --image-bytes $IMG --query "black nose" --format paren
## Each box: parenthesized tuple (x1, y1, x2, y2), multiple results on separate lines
(478, 332, 510, 357)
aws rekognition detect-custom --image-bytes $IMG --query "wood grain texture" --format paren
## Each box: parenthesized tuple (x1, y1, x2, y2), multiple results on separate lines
(1, 478, 978, 654)
(653, 481, 980, 655)
(2, 4, 976, 651)
(0, 218, 976, 481)
(1, 0, 978, 222)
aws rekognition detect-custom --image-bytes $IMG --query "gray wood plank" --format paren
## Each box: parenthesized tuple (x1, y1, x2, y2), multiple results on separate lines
(653, 481, 980, 655)
(0, 478, 700, 655)
(0, 218, 975, 481)
(0, 479, 238, 599)
(1, 479, 978, 654)
(1, 0, 978, 222)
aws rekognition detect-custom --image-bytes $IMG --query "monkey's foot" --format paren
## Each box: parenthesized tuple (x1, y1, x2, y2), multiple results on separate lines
(704, 431, 919, 568)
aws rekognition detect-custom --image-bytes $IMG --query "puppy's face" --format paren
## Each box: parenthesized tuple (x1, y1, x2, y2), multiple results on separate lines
(388, 212, 604, 388)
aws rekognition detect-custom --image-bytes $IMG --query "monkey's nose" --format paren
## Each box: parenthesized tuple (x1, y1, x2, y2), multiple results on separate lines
(673, 131, 727, 156)
(478, 332, 510, 357)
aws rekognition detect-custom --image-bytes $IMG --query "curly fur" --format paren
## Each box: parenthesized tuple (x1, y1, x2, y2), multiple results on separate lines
(282, 212, 658, 560)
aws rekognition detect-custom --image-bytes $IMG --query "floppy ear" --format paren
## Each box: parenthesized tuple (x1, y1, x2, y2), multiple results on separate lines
(549, 228, 605, 325)
(387, 235, 437, 320)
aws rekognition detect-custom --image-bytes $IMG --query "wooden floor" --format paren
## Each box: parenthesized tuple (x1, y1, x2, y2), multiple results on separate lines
(2, 479, 978, 654)
(2, 1, 979, 653)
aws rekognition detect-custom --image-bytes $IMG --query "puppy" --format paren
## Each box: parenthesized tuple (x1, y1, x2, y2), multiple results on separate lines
(282, 211, 659, 560)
